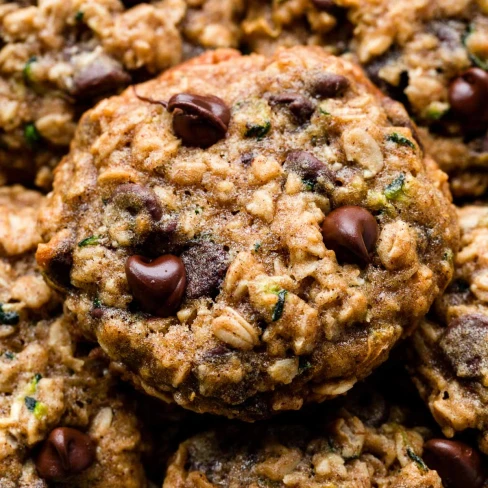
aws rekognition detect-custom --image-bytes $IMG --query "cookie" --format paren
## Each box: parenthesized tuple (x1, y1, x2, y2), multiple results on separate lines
(164, 380, 486, 488)
(0, 186, 146, 487)
(0, 0, 244, 189)
(241, 0, 488, 198)
(37, 47, 459, 420)
(409, 205, 488, 456)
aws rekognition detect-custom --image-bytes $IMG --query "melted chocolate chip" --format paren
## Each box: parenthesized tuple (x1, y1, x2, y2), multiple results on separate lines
(167, 93, 230, 148)
(311, 73, 350, 98)
(112, 183, 163, 222)
(321, 206, 379, 265)
(284, 150, 333, 186)
(180, 241, 229, 299)
(449, 68, 488, 123)
(440, 313, 488, 379)
(71, 57, 130, 99)
(423, 439, 485, 488)
(268, 92, 314, 123)
(36, 427, 95, 481)
(125, 254, 186, 317)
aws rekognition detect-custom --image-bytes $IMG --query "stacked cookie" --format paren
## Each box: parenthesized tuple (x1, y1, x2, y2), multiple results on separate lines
(0, 1, 487, 487)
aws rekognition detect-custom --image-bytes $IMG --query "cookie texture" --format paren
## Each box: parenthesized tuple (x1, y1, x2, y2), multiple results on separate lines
(409, 205, 488, 456)
(0, 0, 244, 188)
(241, 0, 488, 198)
(37, 47, 459, 420)
(163, 386, 445, 488)
(0, 186, 146, 487)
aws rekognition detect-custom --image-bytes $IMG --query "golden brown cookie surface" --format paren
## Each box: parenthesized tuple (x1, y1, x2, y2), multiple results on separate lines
(38, 47, 459, 420)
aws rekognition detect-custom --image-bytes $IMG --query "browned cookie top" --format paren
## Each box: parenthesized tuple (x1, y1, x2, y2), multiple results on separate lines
(37, 47, 459, 420)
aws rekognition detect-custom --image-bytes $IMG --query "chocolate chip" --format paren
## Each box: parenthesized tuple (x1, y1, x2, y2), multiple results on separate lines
(321, 206, 379, 265)
(284, 150, 333, 187)
(71, 57, 131, 99)
(449, 68, 488, 122)
(37, 235, 74, 292)
(112, 184, 163, 222)
(440, 313, 488, 379)
(180, 241, 229, 299)
(36, 427, 95, 481)
(125, 254, 186, 317)
(268, 92, 314, 123)
(423, 439, 485, 488)
(311, 73, 350, 98)
(167, 93, 230, 148)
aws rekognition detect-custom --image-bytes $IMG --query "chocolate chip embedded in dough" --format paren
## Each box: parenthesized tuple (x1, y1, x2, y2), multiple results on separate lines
(168, 93, 231, 148)
(448, 68, 488, 122)
(440, 313, 488, 379)
(322, 206, 379, 266)
(36, 427, 95, 480)
(125, 254, 186, 317)
(311, 73, 350, 98)
(269, 92, 315, 123)
(423, 439, 485, 488)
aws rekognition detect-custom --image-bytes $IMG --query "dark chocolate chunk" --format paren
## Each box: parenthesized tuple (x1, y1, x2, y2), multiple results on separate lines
(71, 57, 130, 99)
(311, 73, 350, 98)
(440, 313, 488, 379)
(284, 150, 333, 186)
(180, 241, 229, 299)
(268, 92, 314, 123)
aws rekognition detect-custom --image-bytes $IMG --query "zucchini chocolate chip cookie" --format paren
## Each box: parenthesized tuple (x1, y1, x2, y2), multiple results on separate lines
(0, 186, 146, 487)
(37, 47, 459, 420)
(409, 205, 488, 456)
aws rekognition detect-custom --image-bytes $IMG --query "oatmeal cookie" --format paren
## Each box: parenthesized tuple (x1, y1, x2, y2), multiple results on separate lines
(409, 205, 488, 457)
(37, 47, 459, 420)
(241, 0, 488, 198)
(164, 378, 488, 488)
(0, 186, 146, 487)
(0, 0, 244, 189)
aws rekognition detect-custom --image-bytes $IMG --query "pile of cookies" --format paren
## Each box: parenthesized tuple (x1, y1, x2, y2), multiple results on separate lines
(0, 1, 486, 487)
